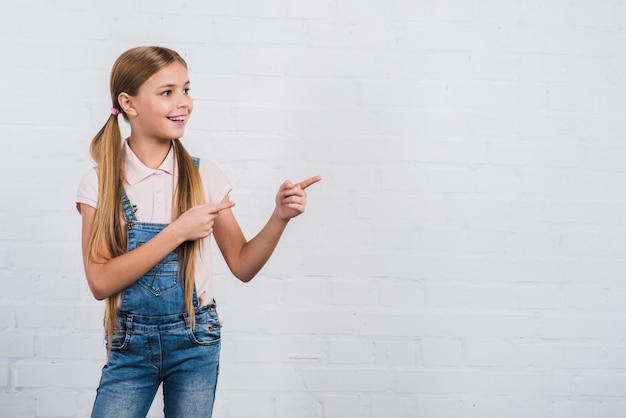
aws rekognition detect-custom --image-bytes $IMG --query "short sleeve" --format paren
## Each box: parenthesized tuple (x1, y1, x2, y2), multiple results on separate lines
(198, 159, 231, 205)
(76, 167, 99, 212)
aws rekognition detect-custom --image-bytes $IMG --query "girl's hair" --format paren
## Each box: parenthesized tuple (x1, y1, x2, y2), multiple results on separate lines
(88, 46, 205, 347)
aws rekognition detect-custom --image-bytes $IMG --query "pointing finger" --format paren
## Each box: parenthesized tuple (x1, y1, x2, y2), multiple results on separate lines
(297, 175, 322, 190)
(209, 201, 236, 214)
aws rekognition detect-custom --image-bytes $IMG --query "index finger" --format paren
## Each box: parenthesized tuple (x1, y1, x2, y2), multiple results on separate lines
(209, 200, 236, 214)
(297, 175, 322, 190)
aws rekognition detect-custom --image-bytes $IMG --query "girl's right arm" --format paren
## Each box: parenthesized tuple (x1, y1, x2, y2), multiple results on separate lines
(80, 200, 235, 300)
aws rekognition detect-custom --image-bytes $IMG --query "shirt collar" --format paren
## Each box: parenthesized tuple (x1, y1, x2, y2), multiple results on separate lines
(123, 139, 176, 186)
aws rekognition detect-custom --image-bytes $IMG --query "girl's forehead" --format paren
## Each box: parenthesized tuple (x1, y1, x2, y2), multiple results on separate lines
(143, 61, 190, 87)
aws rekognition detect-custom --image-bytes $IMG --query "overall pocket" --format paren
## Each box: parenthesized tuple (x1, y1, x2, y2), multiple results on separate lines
(138, 248, 180, 296)
(187, 310, 222, 346)
(106, 326, 130, 351)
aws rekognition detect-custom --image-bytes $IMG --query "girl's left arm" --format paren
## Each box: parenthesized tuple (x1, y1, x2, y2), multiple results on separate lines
(213, 176, 321, 282)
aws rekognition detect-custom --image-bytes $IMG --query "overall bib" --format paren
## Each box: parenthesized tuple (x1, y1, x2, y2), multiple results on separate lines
(92, 160, 221, 418)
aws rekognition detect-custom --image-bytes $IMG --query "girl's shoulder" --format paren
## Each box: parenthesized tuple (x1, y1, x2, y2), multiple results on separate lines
(76, 166, 99, 209)
(194, 158, 232, 205)
(195, 157, 224, 175)
(78, 166, 99, 188)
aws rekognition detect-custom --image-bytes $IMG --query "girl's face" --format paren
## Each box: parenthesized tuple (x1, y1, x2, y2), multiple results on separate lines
(127, 61, 193, 142)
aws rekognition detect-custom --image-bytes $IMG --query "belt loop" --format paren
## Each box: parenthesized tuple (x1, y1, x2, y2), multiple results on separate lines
(126, 314, 133, 333)
(183, 311, 191, 329)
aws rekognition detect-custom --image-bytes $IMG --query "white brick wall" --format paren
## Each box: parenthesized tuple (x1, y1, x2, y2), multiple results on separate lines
(1, 1, 626, 417)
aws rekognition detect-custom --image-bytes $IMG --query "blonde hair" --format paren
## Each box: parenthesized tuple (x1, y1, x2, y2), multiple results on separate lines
(88, 46, 205, 347)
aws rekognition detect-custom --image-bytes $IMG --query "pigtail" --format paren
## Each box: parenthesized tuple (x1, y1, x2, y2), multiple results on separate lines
(88, 113, 126, 349)
(172, 139, 206, 326)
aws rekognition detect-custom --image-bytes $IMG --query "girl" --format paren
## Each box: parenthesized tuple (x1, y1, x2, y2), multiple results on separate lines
(76, 46, 321, 418)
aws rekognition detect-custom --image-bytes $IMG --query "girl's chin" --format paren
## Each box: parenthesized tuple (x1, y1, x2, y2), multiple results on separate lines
(165, 128, 187, 138)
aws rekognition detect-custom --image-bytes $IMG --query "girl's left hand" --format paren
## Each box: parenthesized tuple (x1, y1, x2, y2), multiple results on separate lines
(274, 176, 322, 221)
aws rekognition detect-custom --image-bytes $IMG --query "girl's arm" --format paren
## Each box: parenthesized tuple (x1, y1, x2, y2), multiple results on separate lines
(80, 200, 234, 300)
(213, 176, 321, 282)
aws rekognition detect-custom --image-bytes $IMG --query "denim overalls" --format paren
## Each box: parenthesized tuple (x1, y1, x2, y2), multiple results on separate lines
(92, 159, 221, 418)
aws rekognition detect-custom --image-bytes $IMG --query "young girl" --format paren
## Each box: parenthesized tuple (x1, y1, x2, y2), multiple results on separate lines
(76, 46, 321, 418)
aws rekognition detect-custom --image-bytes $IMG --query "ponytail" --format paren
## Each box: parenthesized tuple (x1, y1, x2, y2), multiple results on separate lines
(87, 113, 126, 349)
(172, 139, 206, 327)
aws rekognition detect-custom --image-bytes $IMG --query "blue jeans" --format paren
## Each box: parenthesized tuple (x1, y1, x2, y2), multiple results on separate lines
(91, 304, 221, 418)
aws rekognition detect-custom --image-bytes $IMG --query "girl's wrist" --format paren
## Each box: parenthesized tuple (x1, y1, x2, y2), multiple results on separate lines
(163, 221, 187, 246)
(271, 208, 291, 224)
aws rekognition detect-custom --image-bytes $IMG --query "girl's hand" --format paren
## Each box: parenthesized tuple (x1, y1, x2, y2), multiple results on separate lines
(274, 176, 322, 221)
(173, 201, 236, 241)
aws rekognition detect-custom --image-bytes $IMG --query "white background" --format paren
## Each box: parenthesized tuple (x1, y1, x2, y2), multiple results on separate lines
(2, 1, 626, 417)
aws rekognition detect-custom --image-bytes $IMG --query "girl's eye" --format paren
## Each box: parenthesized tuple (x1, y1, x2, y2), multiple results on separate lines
(184, 88, 191, 95)
(160, 90, 171, 96)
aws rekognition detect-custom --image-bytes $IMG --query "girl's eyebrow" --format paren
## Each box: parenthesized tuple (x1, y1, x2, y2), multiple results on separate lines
(158, 81, 191, 89)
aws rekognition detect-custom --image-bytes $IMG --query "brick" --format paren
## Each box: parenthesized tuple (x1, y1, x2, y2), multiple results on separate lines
(373, 280, 425, 309)
(13, 305, 73, 330)
(391, 0, 476, 23)
(221, 392, 275, 417)
(0, 392, 36, 417)
(370, 395, 418, 418)
(572, 373, 626, 397)
(329, 341, 374, 365)
(398, 24, 510, 53)
(229, 337, 281, 364)
(416, 397, 462, 418)
(275, 393, 322, 417)
(421, 341, 464, 367)
(37, 389, 79, 417)
(471, 54, 520, 81)
(284, 50, 394, 80)
(488, 138, 585, 167)
(214, 18, 308, 45)
(15, 361, 102, 388)
(302, 368, 388, 392)
(287, 2, 332, 20)
(329, 279, 372, 306)
(217, 365, 302, 391)
(409, 139, 489, 165)
(322, 394, 369, 418)
(284, 278, 332, 306)
(0, 334, 35, 358)
(42, 333, 105, 361)
(72, 305, 106, 331)
(515, 343, 602, 369)
(465, 228, 509, 255)
(397, 369, 573, 397)
(263, 309, 357, 335)
(0, 362, 8, 388)
(375, 341, 415, 367)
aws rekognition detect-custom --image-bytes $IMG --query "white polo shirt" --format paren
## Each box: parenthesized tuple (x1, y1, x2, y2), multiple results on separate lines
(76, 140, 232, 307)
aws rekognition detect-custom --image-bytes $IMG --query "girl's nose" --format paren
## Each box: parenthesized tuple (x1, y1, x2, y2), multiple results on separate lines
(177, 93, 192, 109)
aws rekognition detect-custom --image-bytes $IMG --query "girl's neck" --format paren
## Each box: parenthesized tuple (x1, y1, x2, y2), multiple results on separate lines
(127, 137, 173, 169)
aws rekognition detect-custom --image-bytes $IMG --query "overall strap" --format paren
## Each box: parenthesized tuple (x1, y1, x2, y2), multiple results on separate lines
(192, 156, 200, 169)
(121, 192, 137, 223)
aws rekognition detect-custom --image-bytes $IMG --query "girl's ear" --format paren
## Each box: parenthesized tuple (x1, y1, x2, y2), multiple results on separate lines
(118, 92, 137, 116)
